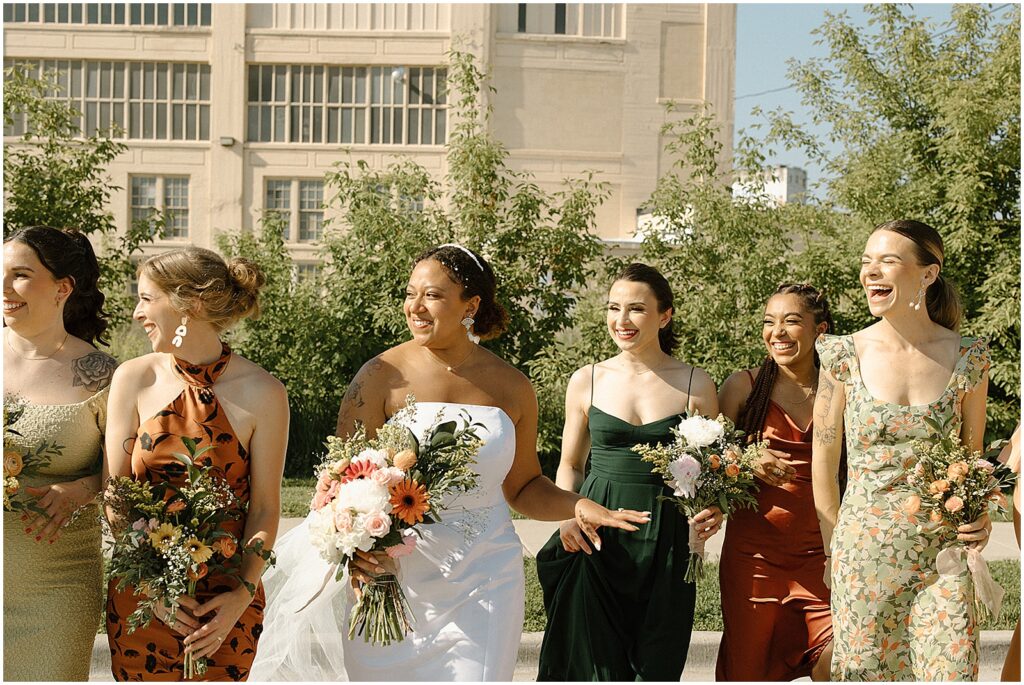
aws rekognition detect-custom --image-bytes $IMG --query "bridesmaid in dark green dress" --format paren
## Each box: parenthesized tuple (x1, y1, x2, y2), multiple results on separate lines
(536, 263, 724, 681)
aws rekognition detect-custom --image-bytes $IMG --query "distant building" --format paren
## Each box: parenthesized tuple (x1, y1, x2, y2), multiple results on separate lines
(3, 2, 737, 264)
(732, 164, 807, 206)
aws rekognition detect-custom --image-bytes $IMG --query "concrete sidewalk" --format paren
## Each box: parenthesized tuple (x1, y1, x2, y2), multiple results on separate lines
(88, 630, 1015, 681)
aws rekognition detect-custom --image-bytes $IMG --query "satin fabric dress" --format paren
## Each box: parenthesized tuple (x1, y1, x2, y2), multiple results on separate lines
(716, 388, 833, 681)
(536, 402, 696, 681)
(106, 345, 266, 681)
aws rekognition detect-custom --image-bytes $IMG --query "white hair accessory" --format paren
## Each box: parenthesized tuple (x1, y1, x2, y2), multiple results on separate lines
(437, 243, 484, 272)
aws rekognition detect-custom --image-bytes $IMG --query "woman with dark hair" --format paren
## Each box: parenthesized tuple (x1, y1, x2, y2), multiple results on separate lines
(104, 247, 288, 681)
(813, 220, 992, 680)
(535, 262, 722, 680)
(715, 283, 835, 681)
(251, 244, 644, 681)
(3, 226, 116, 680)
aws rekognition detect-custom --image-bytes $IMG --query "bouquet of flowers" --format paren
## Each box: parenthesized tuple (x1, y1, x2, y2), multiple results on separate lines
(104, 439, 274, 679)
(901, 416, 1017, 621)
(634, 413, 762, 582)
(4, 394, 61, 514)
(307, 397, 483, 645)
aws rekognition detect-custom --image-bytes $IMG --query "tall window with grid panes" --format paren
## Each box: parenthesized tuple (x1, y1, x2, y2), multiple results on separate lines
(264, 179, 324, 243)
(130, 176, 189, 239)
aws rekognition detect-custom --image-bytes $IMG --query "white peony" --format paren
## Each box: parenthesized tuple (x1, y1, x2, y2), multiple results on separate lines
(668, 454, 702, 499)
(353, 448, 389, 469)
(676, 415, 724, 448)
(308, 506, 344, 564)
(336, 477, 392, 515)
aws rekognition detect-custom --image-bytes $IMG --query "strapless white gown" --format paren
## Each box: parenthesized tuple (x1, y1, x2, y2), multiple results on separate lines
(250, 402, 525, 681)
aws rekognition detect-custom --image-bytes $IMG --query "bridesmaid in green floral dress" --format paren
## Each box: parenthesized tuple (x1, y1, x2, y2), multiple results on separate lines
(3, 227, 117, 680)
(812, 220, 993, 681)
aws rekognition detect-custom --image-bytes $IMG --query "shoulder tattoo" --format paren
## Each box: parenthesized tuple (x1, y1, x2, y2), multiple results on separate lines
(71, 352, 118, 392)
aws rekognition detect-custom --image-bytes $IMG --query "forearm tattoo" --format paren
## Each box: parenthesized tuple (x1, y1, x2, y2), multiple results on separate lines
(814, 423, 837, 446)
(71, 352, 117, 392)
(816, 373, 836, 421)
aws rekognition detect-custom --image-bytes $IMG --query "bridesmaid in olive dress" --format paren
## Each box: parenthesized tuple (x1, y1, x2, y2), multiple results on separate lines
(3, 226, 117, 680)
(536, 263, 724, 681)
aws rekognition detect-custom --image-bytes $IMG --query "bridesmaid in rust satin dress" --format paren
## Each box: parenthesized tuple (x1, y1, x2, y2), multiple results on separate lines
(715, 284, 838, 682)
(104, 248, 288, 681)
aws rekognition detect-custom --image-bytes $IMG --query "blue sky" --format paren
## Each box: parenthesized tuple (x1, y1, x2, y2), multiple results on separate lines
(733, 3, 1008, 190)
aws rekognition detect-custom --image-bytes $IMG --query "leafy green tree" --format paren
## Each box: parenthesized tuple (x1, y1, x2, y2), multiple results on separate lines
(222, 50, 608, 476)
(3, 64, 164, 326)
(760, 4, 1021, 436)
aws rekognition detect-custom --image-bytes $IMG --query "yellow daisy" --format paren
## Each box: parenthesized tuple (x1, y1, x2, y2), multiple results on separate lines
(148, 523, 182, 551)
(185, 536, 214, 564)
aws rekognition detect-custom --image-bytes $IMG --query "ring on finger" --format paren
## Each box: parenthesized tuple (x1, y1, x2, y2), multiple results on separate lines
(617, 507, 624, 512)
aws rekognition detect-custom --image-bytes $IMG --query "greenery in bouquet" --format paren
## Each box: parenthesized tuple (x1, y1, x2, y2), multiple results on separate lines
(634, 413, 763, 581)
(308, 396, 484, 645)
(104, 438, 274, 679)
(3, 394, 61, 514)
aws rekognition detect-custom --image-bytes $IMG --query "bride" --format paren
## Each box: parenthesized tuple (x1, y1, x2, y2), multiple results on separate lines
(250, 244, 649, 681)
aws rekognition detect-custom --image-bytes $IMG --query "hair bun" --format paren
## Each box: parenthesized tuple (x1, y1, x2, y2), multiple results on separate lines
(226, 257, 266, 296)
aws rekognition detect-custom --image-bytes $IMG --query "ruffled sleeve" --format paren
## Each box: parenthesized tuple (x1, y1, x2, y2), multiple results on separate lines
(957, 336, 991, 393)
(816, 334, 853, 383)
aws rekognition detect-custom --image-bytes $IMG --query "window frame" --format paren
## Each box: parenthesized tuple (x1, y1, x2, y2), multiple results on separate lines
(129, 174, 191, 240)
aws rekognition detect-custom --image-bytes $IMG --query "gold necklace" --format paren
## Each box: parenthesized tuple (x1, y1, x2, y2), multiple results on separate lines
(5, 331, 70, 361)
(423, 344, 476, 373)
(777, 377, 817, 405)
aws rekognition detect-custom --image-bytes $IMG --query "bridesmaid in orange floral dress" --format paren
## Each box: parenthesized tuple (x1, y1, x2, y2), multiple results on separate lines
(104, 248, 289, 681)
(716, 284, 836, 681)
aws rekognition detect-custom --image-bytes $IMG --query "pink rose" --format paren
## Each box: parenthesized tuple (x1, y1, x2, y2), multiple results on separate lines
(386, 535, 418, 559)
(313, 477, 340, 510)
(333, 507, 353, 533)
(944, 496, 964, 513)
(371, 469, 393, 488)
(131, 518, 148, 532)
(902, 495, 921, 515)
(364, 510, 392, 538)
(147, 518, 160, 531)
(975, 459, 995, 474)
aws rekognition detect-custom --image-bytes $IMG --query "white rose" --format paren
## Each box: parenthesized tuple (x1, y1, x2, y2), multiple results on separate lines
(676, 415, 724, 448)
(336, 478, 392, 515)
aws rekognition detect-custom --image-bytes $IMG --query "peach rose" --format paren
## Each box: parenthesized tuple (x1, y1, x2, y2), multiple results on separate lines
(944, 496, 964, 513)
(165, 500, 186, 514)
(363, 510, 392, 538)
(213, 537, 237, 558)
(946, 461, 969, 482)
(708, 454, 721, 470)
(929, 510, 944, 524)
(3, 450, 23, 478)
(334, 507, 354, 533)
(725, 463, 740, 478)
(393, 449, 417, 472)
(928, 479, 950, 495)
(186, 563, 208, 581)
(902, 495, 921, 515)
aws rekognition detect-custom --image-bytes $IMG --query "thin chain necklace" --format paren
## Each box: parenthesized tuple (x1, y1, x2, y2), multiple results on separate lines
(776, 376, 817, 405)
(423, 344, 476, 374)
(5, 331, 70, 361)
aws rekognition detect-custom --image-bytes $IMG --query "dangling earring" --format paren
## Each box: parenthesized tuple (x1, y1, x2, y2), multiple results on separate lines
(909, 281, 925, 311)
(462, 315, 480, 344)
(171, 316, 189, 348)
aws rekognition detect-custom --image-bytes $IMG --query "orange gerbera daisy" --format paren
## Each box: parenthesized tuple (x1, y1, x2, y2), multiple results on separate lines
(342, 459, 377, 483)
(390, 479, 430, 525)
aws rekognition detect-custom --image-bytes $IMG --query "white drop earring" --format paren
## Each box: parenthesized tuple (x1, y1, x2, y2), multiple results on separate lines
(909, 282, 925, 311)
(462, 316, 480, 344)
(171, 316, 189, 348)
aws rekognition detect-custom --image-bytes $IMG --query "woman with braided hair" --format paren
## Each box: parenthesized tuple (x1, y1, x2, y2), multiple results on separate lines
(715, 283, 836, 681)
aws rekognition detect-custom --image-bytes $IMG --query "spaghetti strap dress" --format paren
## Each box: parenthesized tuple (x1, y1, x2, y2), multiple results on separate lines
(716, 370, 833, 680)
(536, 365, 696, 681)
(106, 344, 266, 682)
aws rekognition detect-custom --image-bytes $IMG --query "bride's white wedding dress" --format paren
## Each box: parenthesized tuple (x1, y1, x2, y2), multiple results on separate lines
(250, 402, 525, 681)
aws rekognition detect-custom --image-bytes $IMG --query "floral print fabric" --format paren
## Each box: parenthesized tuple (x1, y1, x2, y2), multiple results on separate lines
(816, 334, 990, 681)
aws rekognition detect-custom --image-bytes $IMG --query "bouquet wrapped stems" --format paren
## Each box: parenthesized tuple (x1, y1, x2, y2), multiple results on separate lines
(684, 517, 706, 584)
(182, 580, 207, 681)
(348, 573, 415, 646)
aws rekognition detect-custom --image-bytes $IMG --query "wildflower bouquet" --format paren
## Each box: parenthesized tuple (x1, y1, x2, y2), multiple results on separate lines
(104, 439, 274, 679)
(308, 397, 483, 646)
(634, 413, 762, 582)
(3, 394, 60, 514)
(901, 416, 1017, 621)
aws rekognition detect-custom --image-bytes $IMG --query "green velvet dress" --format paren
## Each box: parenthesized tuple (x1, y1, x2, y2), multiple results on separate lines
(536, 403, 696, 681)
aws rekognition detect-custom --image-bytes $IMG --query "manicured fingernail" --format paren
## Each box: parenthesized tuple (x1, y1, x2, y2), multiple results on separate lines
(34, 535, 41, 542)
(376, 566, 385, 573)
(594, 541, 601, 551)
(49, 539, 54, 544)
(24, 527, 32, 533)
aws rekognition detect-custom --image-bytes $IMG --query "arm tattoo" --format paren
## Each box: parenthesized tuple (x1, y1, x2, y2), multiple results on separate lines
(341, 380, 365, 409)
(71, 352, 117, 392)
(816, 373, 836, 421)
(814, 423, 837, 446)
